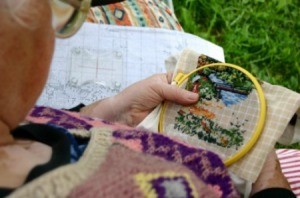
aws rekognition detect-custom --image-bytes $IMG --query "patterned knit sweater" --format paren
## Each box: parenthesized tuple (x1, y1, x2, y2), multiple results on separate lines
(8, 106, 239, 198)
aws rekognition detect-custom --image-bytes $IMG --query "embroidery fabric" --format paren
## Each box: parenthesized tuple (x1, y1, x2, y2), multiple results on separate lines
(160, 49, 300, 182)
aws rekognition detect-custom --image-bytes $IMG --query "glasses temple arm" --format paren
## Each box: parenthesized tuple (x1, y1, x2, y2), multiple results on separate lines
(91, 0, 125, 6)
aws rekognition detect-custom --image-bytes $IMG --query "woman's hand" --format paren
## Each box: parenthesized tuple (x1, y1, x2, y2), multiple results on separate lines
(80, 74, 199, 127)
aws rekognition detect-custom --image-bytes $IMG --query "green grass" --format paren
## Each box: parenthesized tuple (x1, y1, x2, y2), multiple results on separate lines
(173, 0, 300, 93)
(173, 0, 300, 149)
(276, 142, 300, 150)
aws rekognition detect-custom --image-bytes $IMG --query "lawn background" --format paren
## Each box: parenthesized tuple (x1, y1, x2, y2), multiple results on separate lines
(173, 0, 299, 149)
(173, 0, 299, 92)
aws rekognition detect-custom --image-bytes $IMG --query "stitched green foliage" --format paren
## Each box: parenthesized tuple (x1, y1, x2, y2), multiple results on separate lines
(174, 111, 245, 149)
(174, 68, 254, 149)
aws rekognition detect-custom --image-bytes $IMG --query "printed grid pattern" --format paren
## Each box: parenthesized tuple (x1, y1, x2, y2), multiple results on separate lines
(37, 23, 224, 109)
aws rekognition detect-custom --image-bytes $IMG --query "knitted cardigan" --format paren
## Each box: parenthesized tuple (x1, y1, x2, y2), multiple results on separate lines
(8, 106, 239, 198)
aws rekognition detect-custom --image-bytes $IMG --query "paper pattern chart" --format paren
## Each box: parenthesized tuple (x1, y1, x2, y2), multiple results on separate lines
(37, 23, 224, 108)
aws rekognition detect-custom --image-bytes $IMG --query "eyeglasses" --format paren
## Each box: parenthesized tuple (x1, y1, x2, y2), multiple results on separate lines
(51, 0, 124, 38)
(51, 0, 91, 38)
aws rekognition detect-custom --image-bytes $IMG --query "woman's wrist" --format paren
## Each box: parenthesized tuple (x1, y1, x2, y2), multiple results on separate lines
(79, 97, 116, 120)
(250, 150, 291, 196)
(79, 95, 132, 125)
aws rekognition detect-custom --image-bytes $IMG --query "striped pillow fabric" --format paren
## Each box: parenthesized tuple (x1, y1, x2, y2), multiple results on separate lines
(277, 149, 300, 197)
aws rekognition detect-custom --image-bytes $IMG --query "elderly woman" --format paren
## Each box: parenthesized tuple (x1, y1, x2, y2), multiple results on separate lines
(0, 0, 296, 197)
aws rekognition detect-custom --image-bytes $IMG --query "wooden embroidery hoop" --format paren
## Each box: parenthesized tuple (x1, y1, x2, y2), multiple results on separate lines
(159, 63, 267, 166)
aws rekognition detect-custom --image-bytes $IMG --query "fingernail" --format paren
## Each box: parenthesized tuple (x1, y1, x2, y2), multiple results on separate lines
(187, 92, 199, 100)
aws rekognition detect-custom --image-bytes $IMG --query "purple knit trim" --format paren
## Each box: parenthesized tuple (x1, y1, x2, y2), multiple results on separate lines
(151, 176, 193, 198)
(30, 106, 93, 130)
(113, 129, 236, 198)
(101, 119, 114, 125)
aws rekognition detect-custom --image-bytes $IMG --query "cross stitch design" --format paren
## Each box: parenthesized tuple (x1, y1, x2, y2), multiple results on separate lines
(197, 54, 220, 67)
(174, 66, 255, 149)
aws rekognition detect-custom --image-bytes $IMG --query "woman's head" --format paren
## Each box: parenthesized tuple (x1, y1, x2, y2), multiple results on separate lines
(0, 0, 122, 132)
(0, 0, 55, 130)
